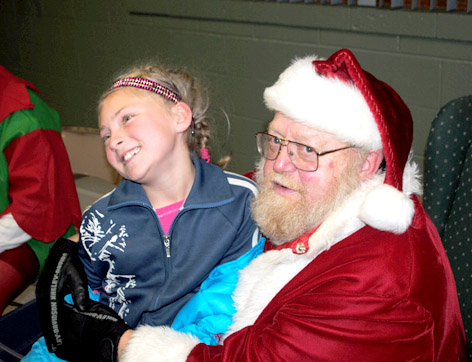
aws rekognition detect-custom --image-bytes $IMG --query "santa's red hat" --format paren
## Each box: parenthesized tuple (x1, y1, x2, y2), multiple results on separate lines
(264, 49, 419, 234)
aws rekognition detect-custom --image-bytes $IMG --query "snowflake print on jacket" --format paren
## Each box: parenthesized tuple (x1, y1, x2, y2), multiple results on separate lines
(80, 209, 136, 320)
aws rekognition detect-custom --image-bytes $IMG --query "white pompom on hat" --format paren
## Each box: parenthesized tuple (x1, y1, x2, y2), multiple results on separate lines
(263, 49, 417, 234)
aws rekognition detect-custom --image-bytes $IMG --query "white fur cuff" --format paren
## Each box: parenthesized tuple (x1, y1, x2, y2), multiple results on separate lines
(120, 325, 200, 362)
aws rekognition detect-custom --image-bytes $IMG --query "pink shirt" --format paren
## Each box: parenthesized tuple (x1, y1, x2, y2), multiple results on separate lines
(156, 200, 185, 235)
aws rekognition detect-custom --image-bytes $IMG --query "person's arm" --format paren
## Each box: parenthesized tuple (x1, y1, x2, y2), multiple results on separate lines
(216, 175, 261, 265)
(119, 289, 434, 362)
(1, 98, 81, 242)
(118, 330, 133, 359)
(68, 233, 80, 242)
(77, 210, 107, 291)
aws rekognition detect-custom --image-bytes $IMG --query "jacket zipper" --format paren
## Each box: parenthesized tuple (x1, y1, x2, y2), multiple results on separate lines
(161, 204, 187, 259)
(163, 234, 171, 258)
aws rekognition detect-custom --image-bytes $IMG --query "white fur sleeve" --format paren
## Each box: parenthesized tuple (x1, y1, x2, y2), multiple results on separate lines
(0, 213, 32, 253)
(120, 326, 201, 362)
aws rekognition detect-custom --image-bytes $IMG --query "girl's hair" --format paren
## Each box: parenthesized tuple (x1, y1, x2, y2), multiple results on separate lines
(99, 63, 229, 166)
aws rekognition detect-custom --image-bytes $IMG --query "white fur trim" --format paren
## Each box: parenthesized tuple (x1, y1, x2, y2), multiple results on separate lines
(225, 249, 311, 338)
(402, 153, 423, 197)
(359, 183, 415, 234)
(306, 159, 420, 255)
(120, 325, 200, 362)
(264, 56, 382, 150)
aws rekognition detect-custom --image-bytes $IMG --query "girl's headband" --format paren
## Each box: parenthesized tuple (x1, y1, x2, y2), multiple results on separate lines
(108, 77, 182, 104)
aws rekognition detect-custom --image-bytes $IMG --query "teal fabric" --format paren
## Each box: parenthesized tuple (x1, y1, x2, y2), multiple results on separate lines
(23, 238, 265, 360)
(171, 237, 265, 345)
(423, 95, 472, 361)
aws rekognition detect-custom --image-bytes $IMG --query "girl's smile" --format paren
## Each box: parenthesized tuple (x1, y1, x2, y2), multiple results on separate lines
(122, 146, 141, 164)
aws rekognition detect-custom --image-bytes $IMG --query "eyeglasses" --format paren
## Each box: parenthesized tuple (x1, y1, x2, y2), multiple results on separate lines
(255, 132, 354, 172)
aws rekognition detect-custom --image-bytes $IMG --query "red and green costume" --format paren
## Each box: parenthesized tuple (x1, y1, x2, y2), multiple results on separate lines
(0, 65, 81, 312)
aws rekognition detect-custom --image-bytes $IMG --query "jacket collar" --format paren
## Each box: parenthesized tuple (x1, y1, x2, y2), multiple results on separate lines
(107, 153, 235, 209)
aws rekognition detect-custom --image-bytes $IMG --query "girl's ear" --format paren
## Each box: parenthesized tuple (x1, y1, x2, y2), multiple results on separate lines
(359, 149, 384, 181)
(171, 102, 193, 133)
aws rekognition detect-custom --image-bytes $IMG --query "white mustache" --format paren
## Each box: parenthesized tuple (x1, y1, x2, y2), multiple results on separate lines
(264, 172, 302, 194)
(255, 158, 303, 195)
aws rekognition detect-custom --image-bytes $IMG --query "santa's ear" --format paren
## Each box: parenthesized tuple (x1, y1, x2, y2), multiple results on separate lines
(359, 149, 384, 181)
(171, 102, 193, 133)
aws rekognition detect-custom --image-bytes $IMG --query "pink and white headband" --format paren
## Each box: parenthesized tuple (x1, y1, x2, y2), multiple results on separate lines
(109, 77, 182, 104)
(109, 77, 211, 163)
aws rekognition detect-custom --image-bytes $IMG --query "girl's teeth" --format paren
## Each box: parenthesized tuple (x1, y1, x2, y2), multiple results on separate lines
(123, 147, 140, 162)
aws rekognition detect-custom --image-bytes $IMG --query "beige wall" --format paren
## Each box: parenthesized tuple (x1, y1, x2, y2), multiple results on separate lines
(61, 127, 117, 184)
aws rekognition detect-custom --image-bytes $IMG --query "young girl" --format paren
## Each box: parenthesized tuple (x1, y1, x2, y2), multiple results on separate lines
(24, 64, 263, 360)
(81, 64, 262, 330)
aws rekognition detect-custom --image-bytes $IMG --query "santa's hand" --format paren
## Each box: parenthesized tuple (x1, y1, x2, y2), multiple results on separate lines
(56, 300, 131, 362)
(36, 237, 89, 354)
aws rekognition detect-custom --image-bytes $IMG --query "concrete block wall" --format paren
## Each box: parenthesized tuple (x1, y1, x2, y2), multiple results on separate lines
(1, 0, 471, 175)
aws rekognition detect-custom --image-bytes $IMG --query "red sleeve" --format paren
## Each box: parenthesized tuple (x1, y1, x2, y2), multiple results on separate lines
(188, 291, 434, 362)
(1, 129, 81, 241)
(0, 65, 38, 121)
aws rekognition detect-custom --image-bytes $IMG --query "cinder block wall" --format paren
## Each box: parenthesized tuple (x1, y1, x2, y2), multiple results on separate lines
(1, 0, 471, 174)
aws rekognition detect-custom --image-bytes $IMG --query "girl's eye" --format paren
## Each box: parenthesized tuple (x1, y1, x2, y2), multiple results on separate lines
(122, 114, 134, 123)
(100, 135, 110, 144)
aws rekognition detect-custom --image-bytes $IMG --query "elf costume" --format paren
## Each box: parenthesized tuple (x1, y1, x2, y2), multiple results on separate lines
(0, 65, 81, 313)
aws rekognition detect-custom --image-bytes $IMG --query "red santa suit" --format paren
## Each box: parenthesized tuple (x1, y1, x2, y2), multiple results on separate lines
(120, 49, 466, 361)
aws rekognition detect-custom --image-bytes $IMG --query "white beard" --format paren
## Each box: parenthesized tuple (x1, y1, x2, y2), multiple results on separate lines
(251, 157, 363, 245)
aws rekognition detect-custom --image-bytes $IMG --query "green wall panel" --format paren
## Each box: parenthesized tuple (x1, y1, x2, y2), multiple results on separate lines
(0, 0, 471, 174)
